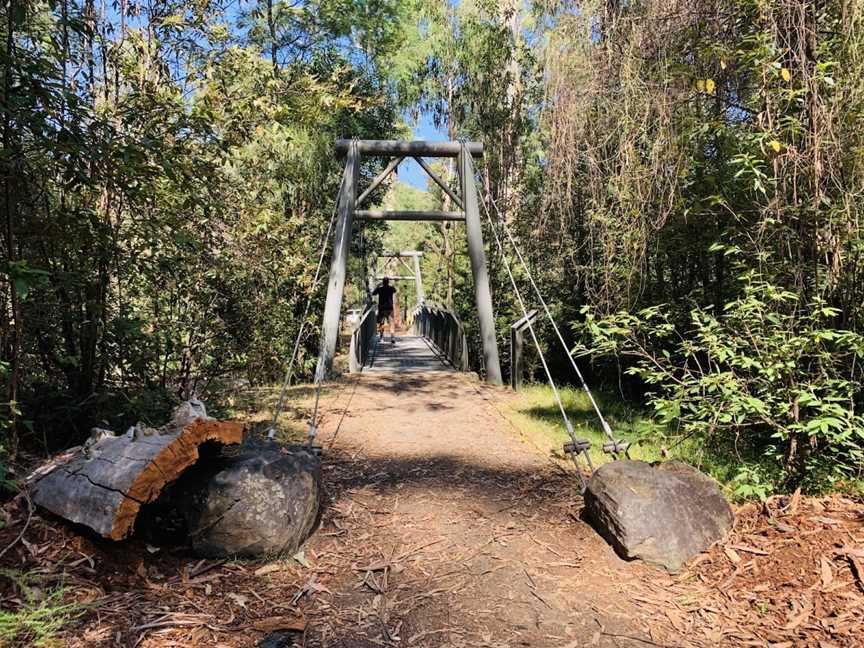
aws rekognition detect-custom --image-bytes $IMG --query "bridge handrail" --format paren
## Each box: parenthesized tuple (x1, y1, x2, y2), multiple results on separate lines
(411, 302, 469, 371)
(349, 304, 378, 373)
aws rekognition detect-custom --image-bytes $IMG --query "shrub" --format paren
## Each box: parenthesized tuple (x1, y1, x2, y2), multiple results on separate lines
(577, 272, 864, 496)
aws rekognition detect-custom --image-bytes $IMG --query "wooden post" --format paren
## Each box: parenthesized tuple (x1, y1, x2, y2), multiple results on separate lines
(368, 256, 377, 301)
(316, 141, 358, 381)
(412, 254, 425, 303)
(510, 310, 538, 390)
(459, 144, 503, 385)
(511, 326, 523, 391)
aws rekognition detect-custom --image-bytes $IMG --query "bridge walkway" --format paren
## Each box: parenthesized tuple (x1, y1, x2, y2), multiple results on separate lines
(363, 333, 453, 374)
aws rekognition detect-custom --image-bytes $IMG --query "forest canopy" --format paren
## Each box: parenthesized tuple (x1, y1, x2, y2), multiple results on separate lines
(2, 0, 863, 496)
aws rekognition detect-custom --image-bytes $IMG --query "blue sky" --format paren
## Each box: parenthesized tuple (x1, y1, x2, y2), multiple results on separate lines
(397, 113, 447, 190)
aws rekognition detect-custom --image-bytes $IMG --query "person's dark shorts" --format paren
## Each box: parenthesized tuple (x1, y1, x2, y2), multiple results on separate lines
(377, 309, 394, 324)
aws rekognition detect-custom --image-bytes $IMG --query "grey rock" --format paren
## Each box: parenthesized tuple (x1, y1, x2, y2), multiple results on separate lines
(584, 460, 734, 571)
(256, 631, 299, 648)
(182, 440, 321, 558)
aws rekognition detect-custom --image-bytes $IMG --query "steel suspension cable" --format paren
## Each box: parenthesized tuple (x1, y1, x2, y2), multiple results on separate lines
(478, 195, 593, 490)
(484, 193, 626, 453)
(308, 371, 324, 446)
(267, 171, 347, 440)
(307, 137, 374, 448)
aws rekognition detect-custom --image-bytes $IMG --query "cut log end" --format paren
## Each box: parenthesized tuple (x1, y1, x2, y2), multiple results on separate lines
(30, 417, 245, 540)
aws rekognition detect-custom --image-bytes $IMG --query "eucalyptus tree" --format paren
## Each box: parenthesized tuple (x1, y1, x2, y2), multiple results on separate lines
(540, 0, 864, 493)
(0, 0, 399, 459)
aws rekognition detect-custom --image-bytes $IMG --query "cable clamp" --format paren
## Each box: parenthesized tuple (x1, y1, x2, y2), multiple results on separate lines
(601, 420, 615, 438)
(563, 438, 591, 455)
(602, 439, 631, 455)
(563, 438, 592, 493)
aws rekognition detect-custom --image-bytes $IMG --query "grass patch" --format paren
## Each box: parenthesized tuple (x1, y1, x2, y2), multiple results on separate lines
(220, 383, 330, 444)
(505, 384, 667, 467)
(503, 384, 751, 498)
(0, 570, 84, 647)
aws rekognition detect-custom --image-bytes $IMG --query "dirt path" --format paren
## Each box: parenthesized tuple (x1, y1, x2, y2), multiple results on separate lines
(4, 360, 861, 647)
(302, 369, 668, 647)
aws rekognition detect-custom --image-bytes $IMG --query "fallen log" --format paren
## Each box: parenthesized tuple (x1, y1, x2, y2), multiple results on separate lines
(28, 402, 244, 540)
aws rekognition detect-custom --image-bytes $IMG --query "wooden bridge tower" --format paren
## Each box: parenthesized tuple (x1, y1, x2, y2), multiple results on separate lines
(315, 139, 503, 385)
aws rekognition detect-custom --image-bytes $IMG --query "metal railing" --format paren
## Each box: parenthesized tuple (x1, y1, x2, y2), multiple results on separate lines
(349, 304, 378, 373)
(411, 302, 470, 371)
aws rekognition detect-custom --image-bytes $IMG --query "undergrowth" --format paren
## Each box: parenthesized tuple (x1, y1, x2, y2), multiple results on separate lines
(504, 383, 806, 501)
(0, 570, 83, 647)
(506, 385, 664, 463)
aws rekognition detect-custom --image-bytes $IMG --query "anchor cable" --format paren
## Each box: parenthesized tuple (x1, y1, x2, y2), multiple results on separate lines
(484, 192, 629, 457)
(267, 171, 347, 440)
(476, 180, 593, 490)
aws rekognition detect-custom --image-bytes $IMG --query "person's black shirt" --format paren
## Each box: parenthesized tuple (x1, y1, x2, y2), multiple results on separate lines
(373, 284, 396, 311)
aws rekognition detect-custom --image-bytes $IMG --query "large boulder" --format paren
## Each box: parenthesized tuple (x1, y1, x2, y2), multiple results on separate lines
(180, 440, 322, 558)
(584, 460, 733, 571)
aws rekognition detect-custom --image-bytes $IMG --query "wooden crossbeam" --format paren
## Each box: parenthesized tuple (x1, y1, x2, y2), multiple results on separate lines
(355, 156, 404, 207)
(336, 139, 483, 158)
(380, 251, 423, 257)
(413, 156, 464, 210)
(355, 210, 465, 221)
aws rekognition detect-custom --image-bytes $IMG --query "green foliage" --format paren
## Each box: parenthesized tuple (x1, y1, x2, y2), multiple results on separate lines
(577, 271, 864, 496)
(438, 0, 864, 498)
(509, 384, 667, 468)
(0, 0, 400, 452)
(0, 570, 84, 647)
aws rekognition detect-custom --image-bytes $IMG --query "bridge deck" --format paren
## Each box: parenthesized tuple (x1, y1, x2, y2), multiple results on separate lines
(364, 334, 453, 373)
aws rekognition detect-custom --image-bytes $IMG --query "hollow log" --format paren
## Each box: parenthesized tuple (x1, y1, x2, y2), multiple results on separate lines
(28, 417, 244, 540)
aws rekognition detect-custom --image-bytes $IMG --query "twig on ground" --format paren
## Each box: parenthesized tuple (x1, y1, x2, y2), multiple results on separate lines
(189, 559, 227, 579)
(0, 490, 33, 560)
(529, 534, 566, 558)
(594, 619, 682, 648)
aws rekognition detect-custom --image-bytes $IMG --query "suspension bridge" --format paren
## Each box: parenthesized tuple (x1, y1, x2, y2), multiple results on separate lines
(261, 141, 662, 646)
(265, 138, 630, 490)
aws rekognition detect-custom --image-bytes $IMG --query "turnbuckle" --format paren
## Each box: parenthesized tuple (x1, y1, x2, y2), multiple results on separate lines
(306, 423, 323, 456)
(563, 438, 591, 454)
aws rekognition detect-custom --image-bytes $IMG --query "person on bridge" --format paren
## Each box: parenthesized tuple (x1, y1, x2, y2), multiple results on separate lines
(372, 277, 397, 344)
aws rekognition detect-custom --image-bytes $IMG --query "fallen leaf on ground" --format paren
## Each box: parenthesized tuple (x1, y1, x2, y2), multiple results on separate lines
(665, 608, 687, 633)
(784, 596, 812, 630)
(226, 592, 248, 608)
(787, 487, 801, 514)
(254, 563, 283, 576)
(820, 556, 833, 590)
(846, 553, 864, 591)
(724, 547, 741, 564)
(730, 544, 769, 555)
(252, 615, 306, 633)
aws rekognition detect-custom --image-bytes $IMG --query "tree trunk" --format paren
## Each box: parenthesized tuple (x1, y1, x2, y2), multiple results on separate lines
(2, 0, 21, 457)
